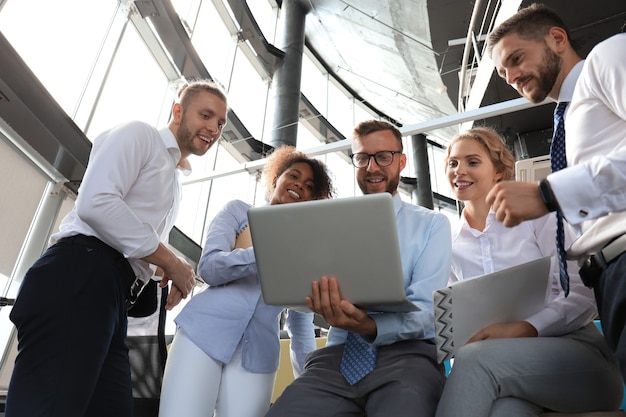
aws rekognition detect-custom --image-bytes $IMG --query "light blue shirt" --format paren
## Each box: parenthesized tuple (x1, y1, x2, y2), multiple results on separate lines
(174, 199, 315, 374)
(326, 193, 451, 347)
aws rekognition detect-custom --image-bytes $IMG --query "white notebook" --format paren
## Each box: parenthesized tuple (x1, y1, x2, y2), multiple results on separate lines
(433, 256, 552, 363)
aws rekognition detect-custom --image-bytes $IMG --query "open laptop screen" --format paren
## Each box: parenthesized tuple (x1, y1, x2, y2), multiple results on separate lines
(247, 193, 417, 313)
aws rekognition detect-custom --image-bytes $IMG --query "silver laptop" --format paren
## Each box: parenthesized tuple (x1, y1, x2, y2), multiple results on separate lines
(247, 193, 418, 313)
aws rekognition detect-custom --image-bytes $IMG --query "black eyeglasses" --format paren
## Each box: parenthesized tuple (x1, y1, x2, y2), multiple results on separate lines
(349, 151, 402, 168)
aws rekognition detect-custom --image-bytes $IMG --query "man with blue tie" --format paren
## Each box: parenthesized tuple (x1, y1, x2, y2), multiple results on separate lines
(485, 3, 626, 381)
(265, 120, 451, 417)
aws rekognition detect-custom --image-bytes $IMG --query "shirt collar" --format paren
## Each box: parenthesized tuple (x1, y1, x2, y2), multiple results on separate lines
(557, 60, 584, 103)
(391, 192, 402, 215)
(159, 127, 192, 176)
(454, 208, 497, 239)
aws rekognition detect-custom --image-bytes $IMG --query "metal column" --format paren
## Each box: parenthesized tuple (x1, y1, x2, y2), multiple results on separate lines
(411, 133, 434, 209)
(269, 0, 309, 148)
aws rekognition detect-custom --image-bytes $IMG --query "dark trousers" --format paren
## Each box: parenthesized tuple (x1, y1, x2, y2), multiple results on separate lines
(5, 236, 133, 417)
(266, 339, 445, 417)
(594, 252, 626, 383)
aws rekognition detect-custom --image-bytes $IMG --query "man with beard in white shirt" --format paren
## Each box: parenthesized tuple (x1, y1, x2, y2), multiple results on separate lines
(5, 80, 228, 417)
(486, 3, 626, 382)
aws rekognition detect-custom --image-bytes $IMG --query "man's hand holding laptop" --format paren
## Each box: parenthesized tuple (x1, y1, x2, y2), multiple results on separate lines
(306, 276, 377, 337)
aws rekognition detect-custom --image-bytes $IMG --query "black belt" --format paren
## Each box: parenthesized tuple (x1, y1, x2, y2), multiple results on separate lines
(59, 234, 121, 258)
(579, 233, 626, 288)
(57, 234, 146, 305)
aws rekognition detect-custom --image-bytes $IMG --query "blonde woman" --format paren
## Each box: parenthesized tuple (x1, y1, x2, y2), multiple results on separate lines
(436, 127, 622, 416)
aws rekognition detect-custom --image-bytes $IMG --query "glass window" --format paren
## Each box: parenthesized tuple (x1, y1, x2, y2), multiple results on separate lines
(301, 52, 328, 116)
(0, 134, 60, 360)
(403, 137, 416, 180)
(429, 143, 453, 199)
(206, 170, 258, 216)
(0, 0, 118, 119)
(327, 81, 355, 139)
(228, 49, 270, 141)
(191, 1, 238, 90)
(246, 0, 278, 43)
(399, 138, 413, 180)
(171, 0, 202, 33)
(262, 92, 276, 143)
(354, 101, 376, 125)
(296, 123, 323, 150)
(177, 179, 214, 245)
(178, 145, 256, 244)
(0, 137, 48, 285)
(85, 25, 174, 138)
(325, 151, 358, 198)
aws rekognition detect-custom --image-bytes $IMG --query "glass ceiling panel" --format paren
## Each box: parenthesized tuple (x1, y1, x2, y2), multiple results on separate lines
(0, 0, 118, 118)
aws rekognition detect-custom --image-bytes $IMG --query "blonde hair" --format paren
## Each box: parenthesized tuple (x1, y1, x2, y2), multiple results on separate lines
(445, 127, 515, 181)
(177, 79, 227, 108)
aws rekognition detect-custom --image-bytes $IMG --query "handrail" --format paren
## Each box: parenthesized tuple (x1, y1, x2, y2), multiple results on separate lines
(457, 0, 485, 112)
(182, 97, 548, 186)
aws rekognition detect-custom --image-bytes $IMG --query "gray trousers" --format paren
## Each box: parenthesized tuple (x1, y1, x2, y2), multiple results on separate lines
(435, 323, 623, 417)
(266, 339, 446, 417)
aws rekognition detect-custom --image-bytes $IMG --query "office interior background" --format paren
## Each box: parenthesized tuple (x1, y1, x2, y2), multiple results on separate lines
(0, 0, 625, 405)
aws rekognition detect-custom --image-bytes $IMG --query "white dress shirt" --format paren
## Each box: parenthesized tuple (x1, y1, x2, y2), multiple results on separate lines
(548, 33, 626, 257)
(450, 210, 597, 336)
(51, 121, 189, 282)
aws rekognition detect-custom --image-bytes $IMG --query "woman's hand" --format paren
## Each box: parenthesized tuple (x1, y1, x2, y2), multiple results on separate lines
(466, 321, 538, 343)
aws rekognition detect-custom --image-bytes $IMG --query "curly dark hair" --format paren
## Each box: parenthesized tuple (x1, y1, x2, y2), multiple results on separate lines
(263, 146, 335, 201)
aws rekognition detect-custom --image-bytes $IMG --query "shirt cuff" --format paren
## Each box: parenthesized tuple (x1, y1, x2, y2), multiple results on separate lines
(547, 165, 602, 225)
(525, 308, 560, 336)
(370, 313, 401, 345)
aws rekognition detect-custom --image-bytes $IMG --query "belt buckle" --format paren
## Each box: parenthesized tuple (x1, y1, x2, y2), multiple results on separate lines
(128, 277, 147, 305)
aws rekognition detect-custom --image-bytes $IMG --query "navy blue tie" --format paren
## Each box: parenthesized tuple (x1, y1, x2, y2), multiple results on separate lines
(550, 102, 570, 296)
(340, 332, 377, 385)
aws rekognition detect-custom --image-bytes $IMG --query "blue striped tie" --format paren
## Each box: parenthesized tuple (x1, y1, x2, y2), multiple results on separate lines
(340, 332, 377, 385)
(550, 102, 570, 296)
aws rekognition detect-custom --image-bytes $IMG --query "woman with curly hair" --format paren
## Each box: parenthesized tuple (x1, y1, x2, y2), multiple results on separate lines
(159, 146, 334, 417)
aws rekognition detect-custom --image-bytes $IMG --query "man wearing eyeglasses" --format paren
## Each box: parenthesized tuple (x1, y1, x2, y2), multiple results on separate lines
(266, 120, 451, 417)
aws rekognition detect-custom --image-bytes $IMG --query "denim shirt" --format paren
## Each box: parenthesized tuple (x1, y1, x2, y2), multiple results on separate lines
(175, 199, 315, 374)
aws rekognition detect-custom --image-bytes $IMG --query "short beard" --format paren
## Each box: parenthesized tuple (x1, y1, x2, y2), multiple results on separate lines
(528, 46, 561, 103)
(176, 112, 196, 156)
(358, 174, 400, 195)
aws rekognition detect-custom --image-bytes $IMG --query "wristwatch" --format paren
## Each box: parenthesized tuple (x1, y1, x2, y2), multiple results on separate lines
(538, 179, 559, 212)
